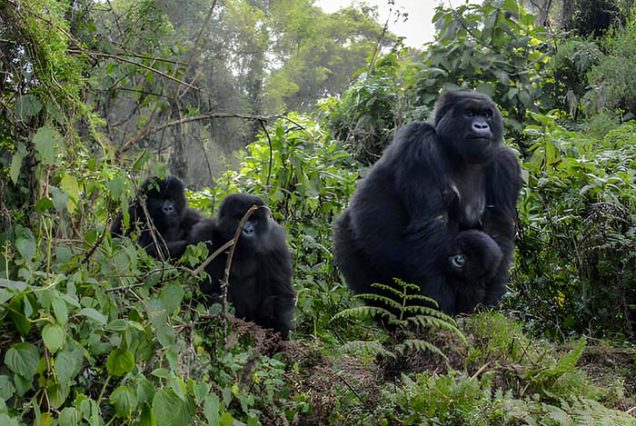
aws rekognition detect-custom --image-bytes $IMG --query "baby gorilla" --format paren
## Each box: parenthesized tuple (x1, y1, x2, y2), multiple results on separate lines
(445, 230, 503, 314)
(189, 194, 296, 339)
(111, 176, 202, 260)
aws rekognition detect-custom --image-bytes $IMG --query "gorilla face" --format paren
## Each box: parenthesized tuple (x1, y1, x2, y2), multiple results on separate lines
(445, 230, 503, 283)
(142, 177, 187, 231)
(216, 194, 269, 248)
(434, 90, 504, 165)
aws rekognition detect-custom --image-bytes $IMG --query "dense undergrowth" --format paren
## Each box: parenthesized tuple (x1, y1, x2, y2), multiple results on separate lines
(2, 0, 636, 424)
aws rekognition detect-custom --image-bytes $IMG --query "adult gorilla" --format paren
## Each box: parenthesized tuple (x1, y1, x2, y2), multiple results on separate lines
(111, 176, 202, 260)
(333, 90, 521, 315)
(188, 194, 296, 339)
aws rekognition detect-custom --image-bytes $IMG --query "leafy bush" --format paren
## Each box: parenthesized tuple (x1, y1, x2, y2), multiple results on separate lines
(414, 0, 553, 142)
(586, 21, 636, 116)
(513, 113, 636, 339)
(319, 51, 411, 164)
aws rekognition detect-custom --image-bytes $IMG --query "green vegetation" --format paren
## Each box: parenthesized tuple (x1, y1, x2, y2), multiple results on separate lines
(1, 0, 636, 424)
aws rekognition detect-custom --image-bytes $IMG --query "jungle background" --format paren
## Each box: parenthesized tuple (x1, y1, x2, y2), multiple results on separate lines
(2, 0, 636, 424)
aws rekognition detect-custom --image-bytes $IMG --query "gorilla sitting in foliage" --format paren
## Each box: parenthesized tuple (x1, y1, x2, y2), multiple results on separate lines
(111, 176, 202, 260)
(333, 90, 522, 315)
(188, 194, 296, 339)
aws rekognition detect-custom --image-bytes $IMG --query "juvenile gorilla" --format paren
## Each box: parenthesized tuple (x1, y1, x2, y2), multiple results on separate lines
(446, 230, 503, 314)
(189, 194, 296, 339)
(333, 90, 522, 315)
(111, 176, 202, 260)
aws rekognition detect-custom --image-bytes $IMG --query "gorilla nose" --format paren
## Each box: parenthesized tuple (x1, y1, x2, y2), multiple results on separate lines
(162, 202, 175, 215)
(471, 120, 490, 136)
(242, 222, 255, 237)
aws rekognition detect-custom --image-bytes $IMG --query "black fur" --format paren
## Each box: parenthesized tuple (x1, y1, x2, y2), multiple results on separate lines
(333, 90, 522, 314)
(189, 194, 296, 339)
(111, 176, 202, 260)
(446, 230, 503, 314)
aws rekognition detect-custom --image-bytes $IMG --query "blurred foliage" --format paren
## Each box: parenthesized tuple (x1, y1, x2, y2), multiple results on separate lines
(585, 21, 636, 117)
(513, 112, 636, 339)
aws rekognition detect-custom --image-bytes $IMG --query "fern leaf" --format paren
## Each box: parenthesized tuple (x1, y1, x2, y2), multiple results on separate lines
(398, 339, 448, 361)
(331, 305, 392, 322)
(342, 340, 397, 359)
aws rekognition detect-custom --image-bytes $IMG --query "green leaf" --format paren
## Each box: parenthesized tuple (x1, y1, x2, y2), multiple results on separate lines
(59, 175, 80, 214)
(109, 386, 138, 417)
(9, 142, 27, 184)
(204, 393, 220, 426)
(76, 308, 107, 325)
(58, 407, 81, 426)
(106, 348, 135, 377)
(55, 345, 83, 383)
(152, 389, 194, 426)
(4, 342, 39, 380)
(33, 126, 62, 166)
(50, 186, 70, 213)
(52, 299, 69, 325)
(107, 319, 129, 332)
(0, 375, 16, 400)
(13, 95, 42, 119)
(160, 283, 184, 314)
(0, 414, 20, 426)
(42, 323, 65, 353)
(15, 227, 36, 262)
(48, 382, 70, 408)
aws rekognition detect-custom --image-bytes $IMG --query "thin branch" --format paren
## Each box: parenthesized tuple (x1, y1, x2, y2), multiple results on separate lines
(189, 239, 235, 277)
(67, 49, 210, 96)
(178, 0, 219, 99)
(260, 120, 273, 187)
(118, 112, 274, 154)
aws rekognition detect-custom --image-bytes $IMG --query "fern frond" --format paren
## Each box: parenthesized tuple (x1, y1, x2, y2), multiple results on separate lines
(341, 340, 397, 359)
(389, 278, 421, 293)
(331, 305, 393, 322)
(407, 315, 468, 345)
(398, 339, 448, 361)
(403, 304, 454, 321)
(354, 292, 404, 311)
(367, 282, 406, 298)
(401, 293, 440, 306)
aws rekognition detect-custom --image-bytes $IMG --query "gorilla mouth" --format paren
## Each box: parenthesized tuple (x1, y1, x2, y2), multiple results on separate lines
(466, 136, 491, 143)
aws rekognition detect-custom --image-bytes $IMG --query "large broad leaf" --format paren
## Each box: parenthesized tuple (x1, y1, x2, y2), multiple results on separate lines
(55, 345, 83, 383)
(152, 389, 194, 426)
(42, 323, 65, 353)
(58, 407, 81, 426)
(9, 142, 27, 184)
(203, 393, 220, 426)
(14, 227, 36, 263)
(109, 386, 138, 417)
(59, 175, 80, 214)
(106, 348, 135, 377)
(0, 375, 16, 400)
(33, 126, 62, 166)
(13, 95, 42, 120)
(4, 342, 39, 380)
(76, 308, 107, 325)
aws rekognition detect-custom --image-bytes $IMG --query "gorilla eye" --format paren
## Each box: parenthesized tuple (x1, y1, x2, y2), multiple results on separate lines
(485, 109, 494, 118)
(466, 110, 475, 117)
(450, 255, 466, 268)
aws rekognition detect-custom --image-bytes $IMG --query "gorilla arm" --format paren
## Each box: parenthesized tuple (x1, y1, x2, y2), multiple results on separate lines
(482, 146, 522, 305)
(258, 221, 295, 339)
